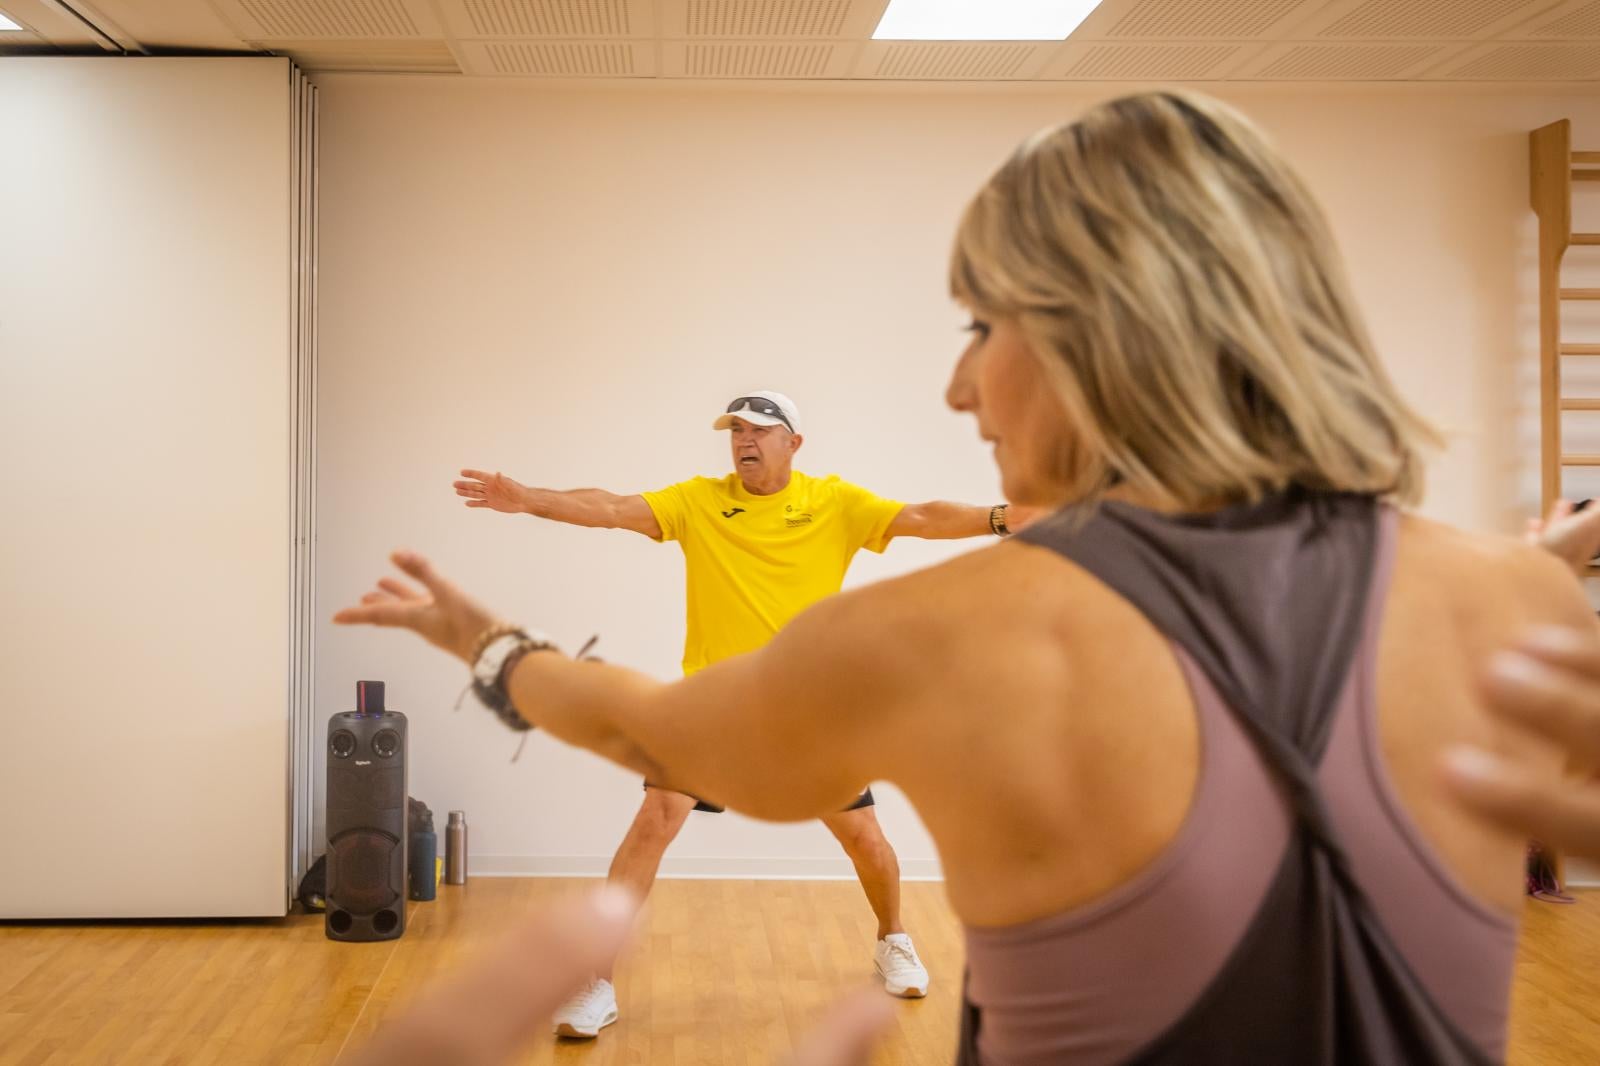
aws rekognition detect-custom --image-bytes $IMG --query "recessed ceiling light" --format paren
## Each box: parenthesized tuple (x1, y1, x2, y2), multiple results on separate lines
(0, 12, 23, 32)
(872, 0, 1103, 41)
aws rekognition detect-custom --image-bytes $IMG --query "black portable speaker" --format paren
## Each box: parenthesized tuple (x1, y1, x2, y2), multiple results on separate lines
(325, 680, 408, 942)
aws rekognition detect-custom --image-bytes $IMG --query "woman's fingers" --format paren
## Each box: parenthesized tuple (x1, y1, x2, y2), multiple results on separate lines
(786, 991, 894, 1066)
(1511, 627, 1600, 683)
(1442, 746, 1600, 859)
(1483, 654, 1600, 769)
(343, 887, 638, 1066)
(377, 577, 421, 600)
(332, 602, 414, 628)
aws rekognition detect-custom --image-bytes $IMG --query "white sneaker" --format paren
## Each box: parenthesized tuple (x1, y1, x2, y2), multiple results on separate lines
(552, 977, 619, 1039)
(874, 933, 930, 998)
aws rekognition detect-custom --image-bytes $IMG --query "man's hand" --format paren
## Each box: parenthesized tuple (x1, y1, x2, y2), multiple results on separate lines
(456, 469, 529, 514)
(332, 550, 501, 665)
(1526, 498, 1600, 577)
(1443, 626, 1600, 860)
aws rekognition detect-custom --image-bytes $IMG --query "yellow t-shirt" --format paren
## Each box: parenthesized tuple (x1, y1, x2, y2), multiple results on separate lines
(640, 471, 903, 675)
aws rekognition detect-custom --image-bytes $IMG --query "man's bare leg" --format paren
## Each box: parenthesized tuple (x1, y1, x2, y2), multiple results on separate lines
(553, 787, 697, 1038)
(601, 787, 698, 978)
(821, 805, 904, 941)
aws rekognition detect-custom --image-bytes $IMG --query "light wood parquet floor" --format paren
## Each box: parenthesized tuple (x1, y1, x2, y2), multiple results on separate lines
(1, 880, 1596, 1064)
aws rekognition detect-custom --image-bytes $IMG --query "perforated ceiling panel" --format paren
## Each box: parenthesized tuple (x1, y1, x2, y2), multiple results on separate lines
(685, 0, 852, 36)
(1445, 43, 1600, 77)
(41, 0, 1600, 80)
(236, 0, 420, 37)
(684, 42, 834, 75)
(1319, 0, 1545, 38)
(266, 38, 460, 71)
(1109, 0, 1309, 38)
(480, 40, 638, 73)
(462, 0, 630, 35)
(1255, 43, 1442, 77)
(873, 43, 1037, 78)
(1533, 1, 1600, 36)
(1060, 44, 1240, 79)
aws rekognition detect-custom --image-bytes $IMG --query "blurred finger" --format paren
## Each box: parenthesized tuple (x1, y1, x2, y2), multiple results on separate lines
(332, 603, 417, 628)
(465, 500, 489, 508)
(390, 551, 452, 598)
(377, 577, 422, 600)
(460, 468, 492, 481)
(1482, 652, 1600, 768)
(1442, 746, 1600, 860)
(786, 991, 895, 1066)
(1509, 628, 1600, 682)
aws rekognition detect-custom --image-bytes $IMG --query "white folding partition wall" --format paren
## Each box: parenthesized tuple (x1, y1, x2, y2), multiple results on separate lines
(288, 61, 321, 904)
(0, 57, 317, 918)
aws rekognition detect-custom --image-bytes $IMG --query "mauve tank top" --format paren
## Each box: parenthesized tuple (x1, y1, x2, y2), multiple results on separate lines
(958, 492, 1515, 1065)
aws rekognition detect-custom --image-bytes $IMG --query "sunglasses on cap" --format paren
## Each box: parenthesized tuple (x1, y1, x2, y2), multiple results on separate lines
(725, 396, 793, 432)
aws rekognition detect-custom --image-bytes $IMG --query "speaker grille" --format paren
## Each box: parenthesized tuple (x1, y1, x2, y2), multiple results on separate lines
(328, 765, 404, 811)
(329, 829, 400, 914)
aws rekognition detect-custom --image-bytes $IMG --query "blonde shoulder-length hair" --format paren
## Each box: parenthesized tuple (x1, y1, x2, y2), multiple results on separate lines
(950, 89, 1438, 509)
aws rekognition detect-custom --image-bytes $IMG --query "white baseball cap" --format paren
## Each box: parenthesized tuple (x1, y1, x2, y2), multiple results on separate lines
(713, 390, 801, 434)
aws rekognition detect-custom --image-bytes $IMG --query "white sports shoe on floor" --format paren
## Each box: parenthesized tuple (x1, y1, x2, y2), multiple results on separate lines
(552, 977, 619, 1039)
(874, 933, 930, 998)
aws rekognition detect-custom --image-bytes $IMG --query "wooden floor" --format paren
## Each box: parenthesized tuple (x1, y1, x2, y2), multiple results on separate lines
(1, 880, 1597, 1064)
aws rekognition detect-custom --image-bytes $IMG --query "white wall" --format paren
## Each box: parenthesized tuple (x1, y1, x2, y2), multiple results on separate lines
(0, 57, 299, 916)
(313, 76, 1599, 879)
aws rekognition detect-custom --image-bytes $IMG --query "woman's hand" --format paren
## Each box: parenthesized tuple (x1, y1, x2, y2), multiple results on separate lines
(342, 885, 891, 1066)
(1444, 626, 1600, 859)
(333, 550, 502, 665)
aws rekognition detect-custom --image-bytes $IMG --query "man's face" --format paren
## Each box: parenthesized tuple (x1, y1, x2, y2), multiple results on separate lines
(728, 418, 800, 483)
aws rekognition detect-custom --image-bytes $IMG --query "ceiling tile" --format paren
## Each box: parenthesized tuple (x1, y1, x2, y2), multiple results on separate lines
(455, 37, 655, 73)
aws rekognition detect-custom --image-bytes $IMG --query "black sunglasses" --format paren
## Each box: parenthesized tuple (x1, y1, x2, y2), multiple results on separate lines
(725, 396, 793, 432)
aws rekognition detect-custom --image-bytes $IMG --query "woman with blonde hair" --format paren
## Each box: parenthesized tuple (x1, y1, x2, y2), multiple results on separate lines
(337, 90, 1586, 1064)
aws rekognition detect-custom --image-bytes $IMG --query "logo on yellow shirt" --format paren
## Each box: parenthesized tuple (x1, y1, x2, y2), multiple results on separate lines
(721, 507, 745, 518)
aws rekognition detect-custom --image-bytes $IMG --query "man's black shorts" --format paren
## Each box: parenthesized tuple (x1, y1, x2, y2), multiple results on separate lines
(642, 781, 875, 815)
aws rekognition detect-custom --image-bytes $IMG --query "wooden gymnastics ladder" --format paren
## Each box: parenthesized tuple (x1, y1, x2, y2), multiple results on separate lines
(1531, 119, 1599, 888)
(1533, 119, 1600, 524)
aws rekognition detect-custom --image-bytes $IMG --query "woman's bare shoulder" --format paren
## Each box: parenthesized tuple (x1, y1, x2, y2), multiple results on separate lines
(1395, 511, 1591, 630)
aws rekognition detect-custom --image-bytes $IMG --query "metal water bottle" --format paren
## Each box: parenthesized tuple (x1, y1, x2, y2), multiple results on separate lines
(445, 810, 468, 885)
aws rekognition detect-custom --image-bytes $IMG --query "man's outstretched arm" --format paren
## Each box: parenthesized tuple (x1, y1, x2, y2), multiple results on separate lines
(886, 501, 1042, 541)
(454, 469, 662, 539)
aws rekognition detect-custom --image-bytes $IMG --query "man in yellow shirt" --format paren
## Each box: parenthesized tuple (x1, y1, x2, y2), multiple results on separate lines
(454, 390, 1017, 1039)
